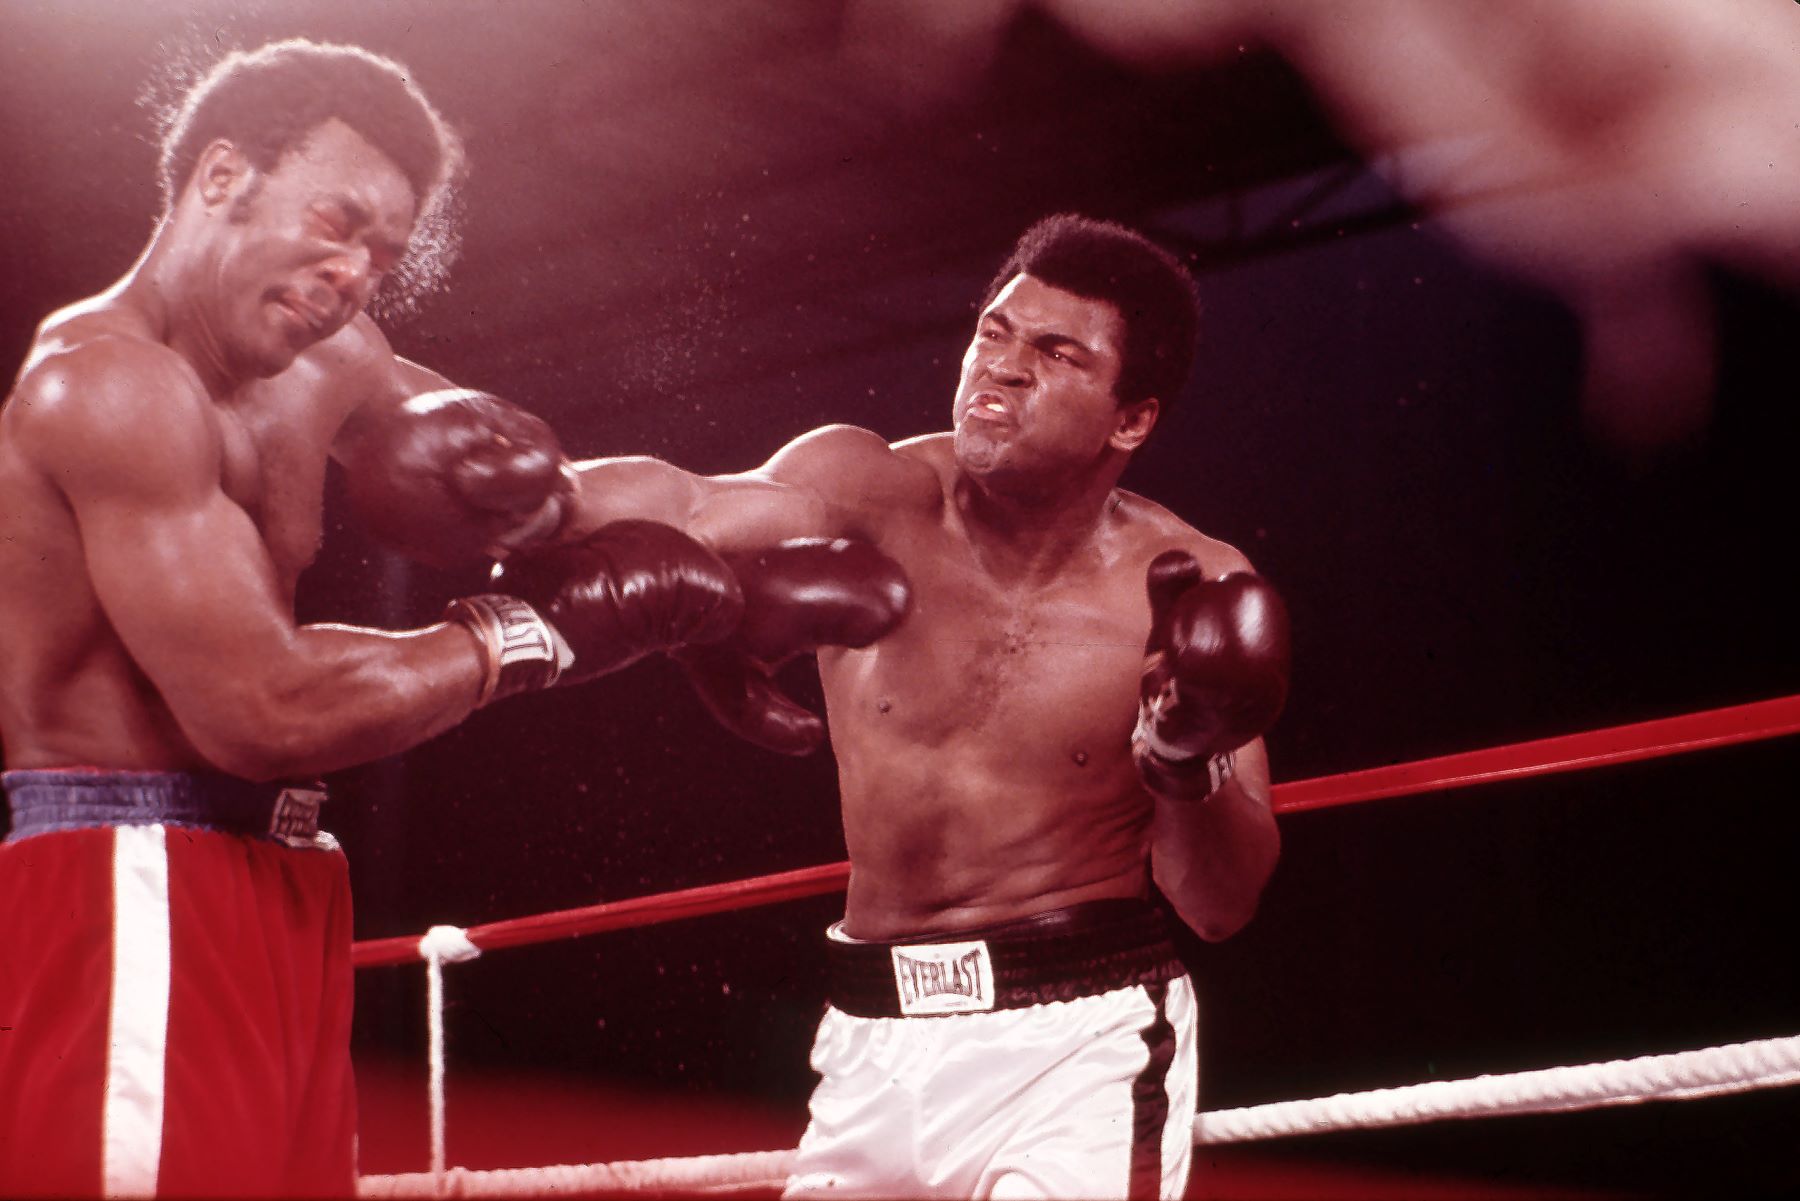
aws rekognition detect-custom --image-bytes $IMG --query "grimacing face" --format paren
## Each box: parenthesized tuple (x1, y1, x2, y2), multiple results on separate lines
(198, 118, 417, 377)
(952, 273, 1151, 498)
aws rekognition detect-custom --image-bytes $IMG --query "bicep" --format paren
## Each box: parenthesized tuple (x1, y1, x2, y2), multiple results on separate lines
(36, 357, 302, 722)
(697, 424, 923, 548)
(736, 424, 927, 545)
(72, 448, 301, 718)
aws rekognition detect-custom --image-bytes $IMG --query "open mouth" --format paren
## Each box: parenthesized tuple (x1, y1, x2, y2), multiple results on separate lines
(964, 391, 1011, 423)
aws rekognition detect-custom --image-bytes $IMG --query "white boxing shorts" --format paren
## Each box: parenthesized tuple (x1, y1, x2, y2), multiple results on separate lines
(785, 899, 1197, 1200)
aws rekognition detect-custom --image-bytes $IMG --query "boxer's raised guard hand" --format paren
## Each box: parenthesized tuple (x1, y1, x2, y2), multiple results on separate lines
(676, 538, 912, 756)
(448, 521, 745, 706)
(1132, 550, 1290, 802)
(345, 388, 577, 568)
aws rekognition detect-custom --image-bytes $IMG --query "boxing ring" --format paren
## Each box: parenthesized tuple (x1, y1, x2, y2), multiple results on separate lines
(351, 693, 1800, 1198)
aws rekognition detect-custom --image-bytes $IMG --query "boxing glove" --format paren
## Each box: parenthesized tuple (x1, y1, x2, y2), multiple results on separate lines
(449, 520, 744, 705)
(344, 388, 575, 568)
(676, 538, 911, 755)
(1132, 550, 1290, 802)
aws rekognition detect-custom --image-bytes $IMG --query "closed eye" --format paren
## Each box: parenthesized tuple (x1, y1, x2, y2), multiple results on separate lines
(368, 239, 407, 276)
(311, 208, 352, 240)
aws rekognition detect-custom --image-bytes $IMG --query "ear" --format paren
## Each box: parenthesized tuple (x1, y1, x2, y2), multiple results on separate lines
(1110, 396, 1160, 453)
(192, 138, 253, 208)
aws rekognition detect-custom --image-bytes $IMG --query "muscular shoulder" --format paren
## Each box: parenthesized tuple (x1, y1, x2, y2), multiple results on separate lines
(1111, 488, 1255, 579)
(6, 332, 217, 499)
(760, 424, 943, 514)
(290, 312, 395, 389)
(289, 313, 413, 442)
(9, 297, 149, 393)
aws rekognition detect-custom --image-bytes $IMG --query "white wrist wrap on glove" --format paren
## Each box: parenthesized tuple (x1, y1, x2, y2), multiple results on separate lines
(447, 594, 575, 706)
(1132, 709, 1237, 800)
(1132, 707, 1195, 762)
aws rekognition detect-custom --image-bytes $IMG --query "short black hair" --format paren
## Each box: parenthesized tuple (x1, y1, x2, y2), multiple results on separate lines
(981, 214, 1199, 410)
(155, 39, 465, 311)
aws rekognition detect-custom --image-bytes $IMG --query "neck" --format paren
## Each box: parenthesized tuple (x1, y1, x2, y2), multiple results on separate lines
(953, 465, 1122, 583)
(126, 217, 244, 399)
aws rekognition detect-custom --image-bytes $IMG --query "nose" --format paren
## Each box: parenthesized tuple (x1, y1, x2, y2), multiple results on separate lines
(317, 247, 376, 305)
(984, 343, 1032, 387)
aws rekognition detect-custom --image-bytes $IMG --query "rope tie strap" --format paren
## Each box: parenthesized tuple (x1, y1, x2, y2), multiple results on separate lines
(419, 930, 482, 1018)
(420, 925, 483, 965)
(420, 926, 482, 1180)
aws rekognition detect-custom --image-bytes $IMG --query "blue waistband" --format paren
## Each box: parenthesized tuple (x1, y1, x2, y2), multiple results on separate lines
(2, 769, 329, 847)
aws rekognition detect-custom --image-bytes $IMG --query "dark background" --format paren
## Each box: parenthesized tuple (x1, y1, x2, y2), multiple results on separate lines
(3, 2, 1795, 1196)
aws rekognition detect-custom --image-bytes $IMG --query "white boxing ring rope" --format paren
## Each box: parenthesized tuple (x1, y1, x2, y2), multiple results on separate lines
(359, 1034, 1800, 1197)
(1192, 1033, 1800, 1143)
(352, 694, 1800, 1197)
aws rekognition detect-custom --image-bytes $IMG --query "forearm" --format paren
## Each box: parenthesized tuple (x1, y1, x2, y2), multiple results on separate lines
(1149, 738, 1280, 941)
(564, 457, 837, 552)
(177, 621, 485, 781)
(562, 457, 705, 539)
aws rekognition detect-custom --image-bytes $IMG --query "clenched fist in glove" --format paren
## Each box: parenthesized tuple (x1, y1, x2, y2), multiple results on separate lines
(447, 520, 744, 706)
(1133, 550, 1290, 802)
(676, 538, 912, 756)
(343, 389, 576, 567)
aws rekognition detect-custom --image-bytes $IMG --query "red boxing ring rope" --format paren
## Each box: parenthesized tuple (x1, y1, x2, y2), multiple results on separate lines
(352, 692, 1800, 969)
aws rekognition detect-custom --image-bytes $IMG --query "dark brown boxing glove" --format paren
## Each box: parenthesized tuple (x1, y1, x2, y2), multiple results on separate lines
(1132, 550, 1290, 802)
(344, 389, 575, 568)
(449, 521, 744, 705)
(675, 538, 911, 755)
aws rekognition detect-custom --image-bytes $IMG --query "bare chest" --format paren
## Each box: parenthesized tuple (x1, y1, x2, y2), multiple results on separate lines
(217, 400, 331, 596)
(847, 543, 1149, 752)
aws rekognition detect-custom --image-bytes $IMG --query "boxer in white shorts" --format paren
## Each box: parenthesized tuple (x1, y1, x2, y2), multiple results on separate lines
(568, 213, 1292, 1199)
(786, 900, 1197, 1199)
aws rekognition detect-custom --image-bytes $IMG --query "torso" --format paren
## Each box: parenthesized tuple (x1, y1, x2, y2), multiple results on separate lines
(817, 434, 1238, 938)
(0, 301, 376, 772)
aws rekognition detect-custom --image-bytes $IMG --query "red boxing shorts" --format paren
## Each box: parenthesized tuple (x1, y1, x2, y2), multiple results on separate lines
(0, 770, 356, 1199)
(786, 899, 1197, 1200)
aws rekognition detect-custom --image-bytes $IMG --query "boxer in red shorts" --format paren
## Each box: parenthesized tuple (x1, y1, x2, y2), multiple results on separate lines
(0, 779, 356, 1198)
(0, 39, 775, 1199)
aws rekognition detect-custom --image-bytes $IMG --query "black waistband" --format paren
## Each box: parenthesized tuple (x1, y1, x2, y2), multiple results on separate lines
(825, 898, 1184, 1018)
(2, 769, 328, 847)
